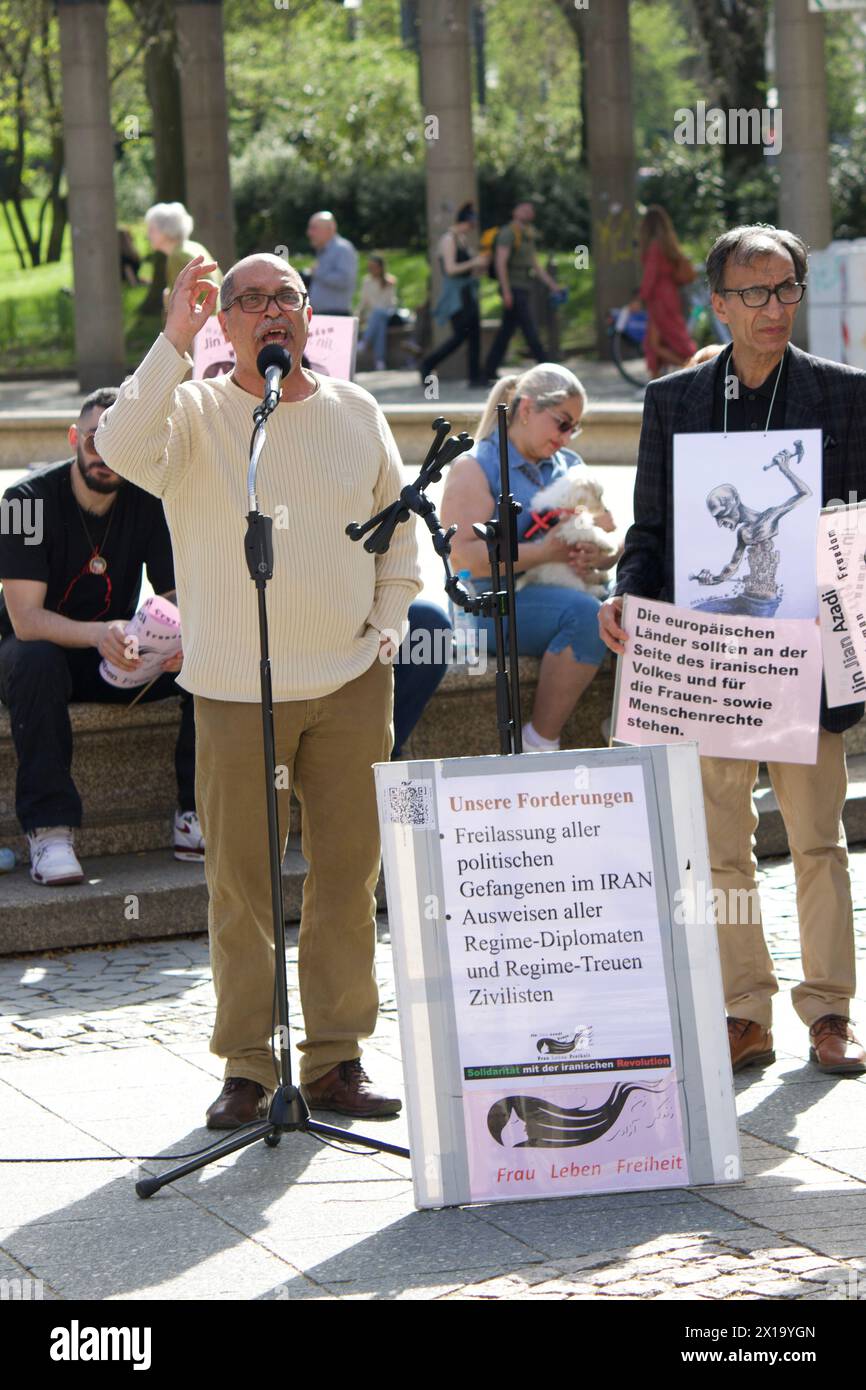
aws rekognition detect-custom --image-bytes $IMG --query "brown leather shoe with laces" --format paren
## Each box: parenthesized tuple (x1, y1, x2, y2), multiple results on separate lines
(809, 1015, 866, 1074)
(206, 1078, 273, 1130)
(727, 1017, 775, 1073)
(301, 1059, 402, 1118)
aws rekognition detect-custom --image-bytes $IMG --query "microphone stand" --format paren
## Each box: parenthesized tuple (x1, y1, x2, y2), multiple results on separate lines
(136, 378, 410, 1199)
(347, 402, 523, 754)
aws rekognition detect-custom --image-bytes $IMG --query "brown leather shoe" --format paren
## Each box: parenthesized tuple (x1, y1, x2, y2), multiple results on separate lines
(206, 1078, 273, 1130)
(301, 1059, 402, 1119)
(809, 1015, 866, 1075)
(727, 1016, 775, 1073)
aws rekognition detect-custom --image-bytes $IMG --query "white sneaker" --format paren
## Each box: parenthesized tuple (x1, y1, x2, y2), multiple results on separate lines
(27, 827, 84, 886)
(173, 810, 204, 862)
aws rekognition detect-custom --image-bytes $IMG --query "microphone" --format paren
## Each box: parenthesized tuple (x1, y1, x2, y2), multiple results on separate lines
(256, 344, 292, 414)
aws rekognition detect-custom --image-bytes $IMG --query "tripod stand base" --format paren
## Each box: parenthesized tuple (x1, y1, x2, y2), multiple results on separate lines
(135, 1085, 410, 1198)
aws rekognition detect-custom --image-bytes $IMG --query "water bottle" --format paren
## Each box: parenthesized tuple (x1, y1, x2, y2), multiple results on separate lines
(450, 570, 478, 672)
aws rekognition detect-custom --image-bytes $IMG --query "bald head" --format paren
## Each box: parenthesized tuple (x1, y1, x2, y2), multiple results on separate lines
(220, 254, 304, 311)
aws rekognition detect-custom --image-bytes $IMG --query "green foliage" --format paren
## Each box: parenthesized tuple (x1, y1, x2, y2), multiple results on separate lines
(823, 10, 866, 142)
(630, 0, 702, 153)
(830, 131, 866, 241)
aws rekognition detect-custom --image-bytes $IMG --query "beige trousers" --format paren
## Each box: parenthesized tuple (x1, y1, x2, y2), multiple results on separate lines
(700, 730, 856, 1029)
(194, 656, 393, 1089)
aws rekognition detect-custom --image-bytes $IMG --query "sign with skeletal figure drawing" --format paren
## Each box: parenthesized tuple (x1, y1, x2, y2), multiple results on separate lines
(375, 745, 739, 1209)
(674, 430, 822, 620)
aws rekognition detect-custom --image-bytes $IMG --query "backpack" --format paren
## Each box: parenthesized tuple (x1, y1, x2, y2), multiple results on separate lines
(480, 223, 523, 279)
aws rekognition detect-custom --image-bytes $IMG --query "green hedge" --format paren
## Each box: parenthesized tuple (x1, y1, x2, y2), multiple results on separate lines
(231, 137, 591, 256)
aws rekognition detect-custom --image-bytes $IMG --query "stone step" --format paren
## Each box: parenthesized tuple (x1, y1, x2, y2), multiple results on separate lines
(0, 835, 386, 954)
(2, 759, 865, 956)
(0, 400, 643, 470)
(4, 663, 866, 864)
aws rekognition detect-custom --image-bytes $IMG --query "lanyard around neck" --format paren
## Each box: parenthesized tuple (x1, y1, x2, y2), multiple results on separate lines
(722, 345, 784, 437)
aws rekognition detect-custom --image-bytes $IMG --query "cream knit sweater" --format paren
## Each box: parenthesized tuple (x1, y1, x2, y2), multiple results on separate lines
(95, 334, 421, 702)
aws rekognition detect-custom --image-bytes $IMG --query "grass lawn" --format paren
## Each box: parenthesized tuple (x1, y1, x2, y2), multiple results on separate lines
(0, 206, 161, 375)
(0, 204, 596, 375)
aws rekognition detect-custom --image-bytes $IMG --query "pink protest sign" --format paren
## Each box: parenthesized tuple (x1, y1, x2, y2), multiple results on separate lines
(192, 319, 236, 380)
(304, 315, 359, 379)
(100, 595, 182, 689)
(613, 596, 821, 763)
(464, 1076, 687, 1203)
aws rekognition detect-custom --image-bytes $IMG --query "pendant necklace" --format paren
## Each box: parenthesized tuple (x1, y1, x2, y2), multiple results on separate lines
(76, 499, 115, 576)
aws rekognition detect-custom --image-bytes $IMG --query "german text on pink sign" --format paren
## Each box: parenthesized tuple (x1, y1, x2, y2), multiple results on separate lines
(613, 596, 821, 763)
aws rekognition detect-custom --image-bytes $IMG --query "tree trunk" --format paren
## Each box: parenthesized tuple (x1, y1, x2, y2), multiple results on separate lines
(37, 0, 66, 263)
(125, 0, 187, 312)
(689, 0, 770, 214)
(555, 0, 638, 354)
(56, 0, 126, 389)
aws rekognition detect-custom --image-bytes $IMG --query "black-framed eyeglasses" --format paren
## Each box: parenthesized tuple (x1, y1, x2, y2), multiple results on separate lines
(223, 290, 309, 314)
(719, 281, 806, 308)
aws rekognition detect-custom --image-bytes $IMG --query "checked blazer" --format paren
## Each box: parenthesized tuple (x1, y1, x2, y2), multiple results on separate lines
(614, 343, 866, 734)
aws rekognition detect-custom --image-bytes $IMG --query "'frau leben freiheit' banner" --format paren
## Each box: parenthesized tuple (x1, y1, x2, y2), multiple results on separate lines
(376, 746, 738, 1210)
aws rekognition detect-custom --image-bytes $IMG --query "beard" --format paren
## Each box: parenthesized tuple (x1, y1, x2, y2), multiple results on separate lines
(76, 448, 125, 497)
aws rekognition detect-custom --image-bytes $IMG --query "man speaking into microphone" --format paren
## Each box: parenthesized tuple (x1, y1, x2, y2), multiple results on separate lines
(96, 253, 420, 1126)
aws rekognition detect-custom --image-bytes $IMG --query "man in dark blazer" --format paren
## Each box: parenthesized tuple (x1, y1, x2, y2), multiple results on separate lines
(600, 224, 865, 1078)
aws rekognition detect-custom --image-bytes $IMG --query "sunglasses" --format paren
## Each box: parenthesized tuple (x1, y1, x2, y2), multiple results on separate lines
(546, 409, 583, 440)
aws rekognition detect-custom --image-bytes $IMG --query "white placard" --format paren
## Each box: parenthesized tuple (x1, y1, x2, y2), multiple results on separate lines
(376, 746, 739, 1209)
(674, 430, 822, 619)
(817, 504, 866, 705)
(613, 596, 822, 763)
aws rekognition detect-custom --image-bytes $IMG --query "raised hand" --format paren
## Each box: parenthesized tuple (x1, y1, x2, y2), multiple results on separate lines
(164, 256, 221, 356)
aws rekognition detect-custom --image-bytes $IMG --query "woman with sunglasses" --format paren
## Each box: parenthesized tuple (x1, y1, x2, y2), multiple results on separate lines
(441, 364, 620, 751)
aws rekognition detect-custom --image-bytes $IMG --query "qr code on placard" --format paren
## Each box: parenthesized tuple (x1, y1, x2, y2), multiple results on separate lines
(386, 779, 435, 828)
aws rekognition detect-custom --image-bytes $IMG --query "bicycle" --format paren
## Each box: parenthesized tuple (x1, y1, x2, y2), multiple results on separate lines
(608, 268, 731, 391)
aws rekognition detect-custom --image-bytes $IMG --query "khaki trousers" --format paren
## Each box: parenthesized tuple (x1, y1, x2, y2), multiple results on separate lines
(700, 731, 856, 1030)
(194, 656, 393, 1089)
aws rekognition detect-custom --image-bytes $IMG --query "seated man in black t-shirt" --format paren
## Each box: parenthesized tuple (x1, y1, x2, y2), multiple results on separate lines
(0, 388, 199, 886)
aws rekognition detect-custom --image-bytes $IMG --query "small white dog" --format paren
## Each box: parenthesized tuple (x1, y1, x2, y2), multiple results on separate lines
(517, 466, 618, 598)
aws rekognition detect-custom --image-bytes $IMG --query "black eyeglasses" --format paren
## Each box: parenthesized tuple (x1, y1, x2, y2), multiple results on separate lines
(223, 290, 309, 314)
(719, 282, 806, 308)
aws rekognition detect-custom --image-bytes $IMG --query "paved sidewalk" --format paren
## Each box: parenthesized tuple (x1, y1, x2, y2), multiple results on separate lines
(0, 356, 644, 417)
(0, 851, 864, 1301)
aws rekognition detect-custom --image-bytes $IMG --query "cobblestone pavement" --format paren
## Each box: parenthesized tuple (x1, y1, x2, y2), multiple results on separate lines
(0, 851, 864, 1301)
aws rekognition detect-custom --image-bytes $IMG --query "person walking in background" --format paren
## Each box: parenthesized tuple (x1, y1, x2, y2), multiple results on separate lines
(144, 202, 222, 302)
(420, 203, 489, 389)
(441, 365, 619, 752)
(483, 201, 562, 382)
(306, 211, 358, 316)
(636, 205, 696, 378)
(358, 255, 398, 371)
